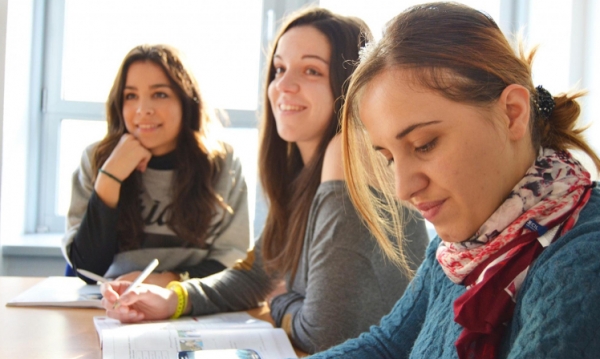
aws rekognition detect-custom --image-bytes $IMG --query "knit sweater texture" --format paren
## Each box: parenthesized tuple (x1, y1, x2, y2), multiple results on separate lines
(309, 185, 600, 359)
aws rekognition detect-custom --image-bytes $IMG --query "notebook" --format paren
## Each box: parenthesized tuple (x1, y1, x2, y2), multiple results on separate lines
(5, 276, 103, 308)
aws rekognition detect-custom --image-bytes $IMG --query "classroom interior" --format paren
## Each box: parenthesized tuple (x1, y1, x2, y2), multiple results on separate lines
(0, 0, 599, 277)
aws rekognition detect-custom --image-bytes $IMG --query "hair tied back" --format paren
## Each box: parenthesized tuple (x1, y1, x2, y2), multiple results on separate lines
(535, 85, 555, 120)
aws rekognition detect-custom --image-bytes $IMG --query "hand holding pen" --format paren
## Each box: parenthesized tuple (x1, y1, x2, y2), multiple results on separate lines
(99, 259, 184, 323)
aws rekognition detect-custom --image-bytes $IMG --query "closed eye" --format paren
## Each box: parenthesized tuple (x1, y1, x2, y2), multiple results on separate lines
(415, 138, 437, 154)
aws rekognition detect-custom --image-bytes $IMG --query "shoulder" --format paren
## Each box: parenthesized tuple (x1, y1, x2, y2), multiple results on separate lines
(321, 134, 344, 183)
(211, 140, 243, 180)
(77, 141, 101, 174)
(521, 188, 600, 299)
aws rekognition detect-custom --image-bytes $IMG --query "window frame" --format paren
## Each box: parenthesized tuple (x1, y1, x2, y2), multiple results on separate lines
(31, 0, 315, 234)
(23, 0, 599, 237)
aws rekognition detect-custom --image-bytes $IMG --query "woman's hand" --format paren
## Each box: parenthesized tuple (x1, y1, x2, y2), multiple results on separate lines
(103, 134, 153, 177)
(100, 281, 178, 323)
(94, 134, 152, 207)
(116, 271, 180, 288)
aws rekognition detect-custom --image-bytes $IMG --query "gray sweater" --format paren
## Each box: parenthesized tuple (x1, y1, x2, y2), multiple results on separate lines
(182, 180, 429, 353)
(62, 141, 251, 279)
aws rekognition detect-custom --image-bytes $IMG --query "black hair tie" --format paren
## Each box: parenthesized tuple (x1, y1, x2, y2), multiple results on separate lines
(535, 85, 555, 120)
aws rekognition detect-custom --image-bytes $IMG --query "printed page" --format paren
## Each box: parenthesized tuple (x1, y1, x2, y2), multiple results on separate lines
(6, 276, 103, 308)
(102, 326, 297, 359)
(95, 312, 274, 344)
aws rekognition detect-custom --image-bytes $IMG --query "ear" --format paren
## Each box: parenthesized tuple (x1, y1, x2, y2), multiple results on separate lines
(498, 84, 531, 141)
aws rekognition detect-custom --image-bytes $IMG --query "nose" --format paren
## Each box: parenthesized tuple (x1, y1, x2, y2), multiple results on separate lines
(274, 70, 300, 93)
(394, 159, 427, 202)
(135, 99, 155, 116)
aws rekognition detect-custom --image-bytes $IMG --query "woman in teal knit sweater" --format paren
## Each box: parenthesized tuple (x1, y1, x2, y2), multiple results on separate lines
(311, 2, 600, 359)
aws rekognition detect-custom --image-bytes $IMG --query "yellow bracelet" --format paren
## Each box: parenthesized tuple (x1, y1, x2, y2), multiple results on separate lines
(166, 281, 188, 319)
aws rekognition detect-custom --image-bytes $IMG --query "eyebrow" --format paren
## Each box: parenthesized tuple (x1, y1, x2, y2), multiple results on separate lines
(373, 121, 441, 150)
(124, 84, 172, 90)
(273, 54, 329, 65)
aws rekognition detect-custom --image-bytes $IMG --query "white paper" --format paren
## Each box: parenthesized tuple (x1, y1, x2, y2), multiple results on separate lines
(6, 276, 103, 308)
(94, 312, 273, 344)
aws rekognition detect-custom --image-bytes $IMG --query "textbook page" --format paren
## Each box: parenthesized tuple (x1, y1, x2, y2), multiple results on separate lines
(6, 276, 103, 308)
(94, 312, 274, 344)
(102, 326, 297, 359)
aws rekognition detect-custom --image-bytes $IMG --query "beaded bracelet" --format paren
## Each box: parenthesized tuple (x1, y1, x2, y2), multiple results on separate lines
(98, 168, 123, 184)
(166, 281, 189, 319)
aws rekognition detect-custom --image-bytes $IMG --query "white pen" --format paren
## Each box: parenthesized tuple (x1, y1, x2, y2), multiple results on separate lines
(113, 258, 160, 309)
(76, 268, 108, 283)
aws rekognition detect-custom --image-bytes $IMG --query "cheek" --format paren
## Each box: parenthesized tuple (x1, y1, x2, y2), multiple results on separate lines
(267, 81, 277, 106)
(122, 105, 136, 130)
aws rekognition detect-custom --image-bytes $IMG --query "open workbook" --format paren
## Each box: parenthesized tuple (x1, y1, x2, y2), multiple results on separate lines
(94, 311, 298, 359)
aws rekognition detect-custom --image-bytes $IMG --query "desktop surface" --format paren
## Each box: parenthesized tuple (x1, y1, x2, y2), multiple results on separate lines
(0, 276, 307, 359)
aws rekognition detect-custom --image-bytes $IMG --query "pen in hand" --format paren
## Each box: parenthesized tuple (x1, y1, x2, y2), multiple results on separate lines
(76, 268, 109, 284)
(112, 258, 160, 309)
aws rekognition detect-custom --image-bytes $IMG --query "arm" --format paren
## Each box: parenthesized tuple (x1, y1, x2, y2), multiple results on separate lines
(182, 237, 279, 315)
(62, 145, 120, 282)
(183, 144, 250, 277)
(63, 137, 152, 282)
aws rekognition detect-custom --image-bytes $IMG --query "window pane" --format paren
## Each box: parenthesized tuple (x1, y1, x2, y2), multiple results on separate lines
(62, 0, 263, 110)
(57, 119, 108, 216)
(320, 0, 501, 40)
(528, 0, 573, 94)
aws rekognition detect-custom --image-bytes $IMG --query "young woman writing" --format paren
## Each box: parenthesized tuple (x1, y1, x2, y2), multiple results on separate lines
(99, 8, 429, 354)
(63, 44, 250, 287)
(310, 2, 600, 358)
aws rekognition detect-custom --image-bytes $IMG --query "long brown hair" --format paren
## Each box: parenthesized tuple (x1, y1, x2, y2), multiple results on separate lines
(259, 8, 371, 280)
(342, 2, 600, 268)
(93, 44, 226, 250)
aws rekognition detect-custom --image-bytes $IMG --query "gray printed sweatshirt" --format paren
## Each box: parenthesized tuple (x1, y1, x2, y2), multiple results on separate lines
(62, 141, 251, 281)
(182, 180, 430, 353)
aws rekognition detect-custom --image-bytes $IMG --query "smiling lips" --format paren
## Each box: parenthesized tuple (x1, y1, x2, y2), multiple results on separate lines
(136, 123, 161, 132)
(278, 103, 305, 112)
(414, 200, 446, 222)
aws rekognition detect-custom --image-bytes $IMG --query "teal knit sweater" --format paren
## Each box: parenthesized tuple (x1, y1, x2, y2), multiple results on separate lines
(309, 185, 600, 359)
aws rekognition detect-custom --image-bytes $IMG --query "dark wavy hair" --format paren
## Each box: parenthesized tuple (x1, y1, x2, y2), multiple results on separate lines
(93, 44, 226, 251)
(258, 7, 371, 280)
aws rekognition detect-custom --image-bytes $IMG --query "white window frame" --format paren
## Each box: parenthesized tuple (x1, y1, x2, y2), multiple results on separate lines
(32, 0, 316, 235)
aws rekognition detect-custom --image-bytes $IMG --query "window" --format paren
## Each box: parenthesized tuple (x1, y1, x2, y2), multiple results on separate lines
(3, 0, 599, 244)
(36, 0, 273, 235)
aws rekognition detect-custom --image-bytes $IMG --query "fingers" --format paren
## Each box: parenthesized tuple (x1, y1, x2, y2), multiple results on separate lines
(103, 134, 152, 179)
(105, 305, 145, 323)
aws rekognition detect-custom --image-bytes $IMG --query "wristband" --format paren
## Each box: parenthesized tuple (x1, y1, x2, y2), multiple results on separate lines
(99, 168, 123, 184)
(167, 281, 189, 319)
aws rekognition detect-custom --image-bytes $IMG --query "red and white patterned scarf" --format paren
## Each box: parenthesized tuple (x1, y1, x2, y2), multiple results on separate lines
(436, 148, 593, 359)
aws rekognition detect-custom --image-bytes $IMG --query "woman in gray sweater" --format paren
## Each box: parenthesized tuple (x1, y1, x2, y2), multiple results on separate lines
(63, 44, 250, 287)
(100, 8, 429, 354)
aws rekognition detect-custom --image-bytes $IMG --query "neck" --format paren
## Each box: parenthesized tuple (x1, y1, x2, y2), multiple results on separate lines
(296, 140, 319, 166)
